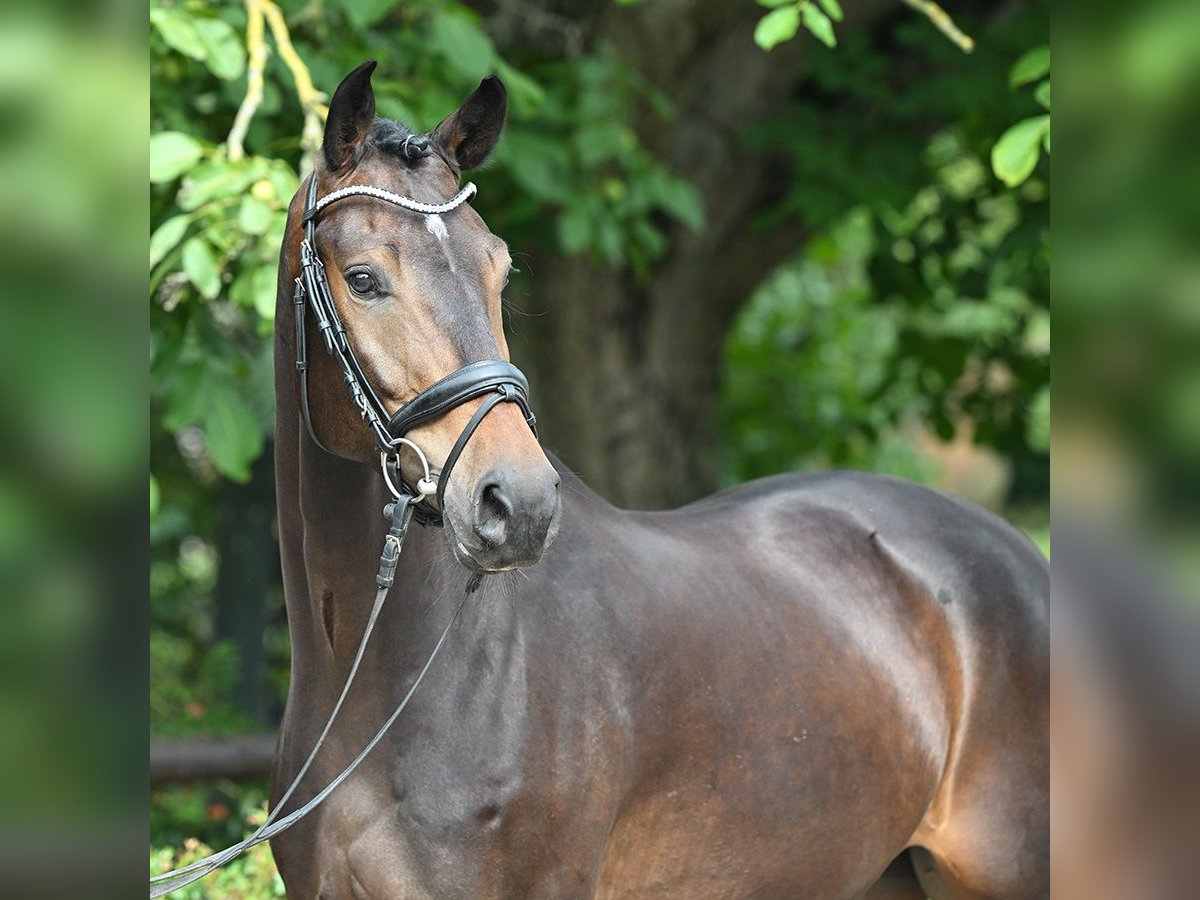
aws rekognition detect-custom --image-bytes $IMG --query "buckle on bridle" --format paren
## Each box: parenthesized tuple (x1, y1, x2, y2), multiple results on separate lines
(376, 498, 416, 588)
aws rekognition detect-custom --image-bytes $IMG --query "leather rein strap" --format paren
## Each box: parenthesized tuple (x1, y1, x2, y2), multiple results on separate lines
(292, 174, 536, 525)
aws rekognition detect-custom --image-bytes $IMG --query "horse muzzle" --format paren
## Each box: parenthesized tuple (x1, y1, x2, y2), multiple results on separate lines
(445, 463, 562, 572)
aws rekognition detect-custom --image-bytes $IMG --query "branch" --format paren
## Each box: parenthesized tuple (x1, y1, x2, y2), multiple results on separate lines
(899, 0, 975, 53)
(150, 733, 277, 782)
(260, 0, 327, 170)
(225, 0, 327, 170)
(226, 0, 267, 161)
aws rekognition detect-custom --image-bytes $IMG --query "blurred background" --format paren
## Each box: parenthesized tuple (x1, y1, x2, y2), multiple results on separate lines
(148, 0, 1050, 890)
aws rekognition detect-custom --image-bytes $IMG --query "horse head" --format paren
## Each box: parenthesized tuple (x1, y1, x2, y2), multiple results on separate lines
(289, 60, 560, 572)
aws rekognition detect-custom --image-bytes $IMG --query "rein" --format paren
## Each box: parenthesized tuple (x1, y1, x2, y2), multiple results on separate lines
(151, 171, 532, 895)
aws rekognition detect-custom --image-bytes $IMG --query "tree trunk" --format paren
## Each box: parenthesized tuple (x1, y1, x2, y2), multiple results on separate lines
(489, 0, 895, 508)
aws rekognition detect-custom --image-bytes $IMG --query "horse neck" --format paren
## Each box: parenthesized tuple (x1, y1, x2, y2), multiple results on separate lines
(272, 293, 453, 673)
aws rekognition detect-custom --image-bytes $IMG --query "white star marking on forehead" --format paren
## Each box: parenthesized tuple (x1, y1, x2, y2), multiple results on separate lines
(424, 214, 449, 242)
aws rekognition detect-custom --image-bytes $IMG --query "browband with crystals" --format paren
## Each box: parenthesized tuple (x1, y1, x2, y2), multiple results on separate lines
(302, 182, 477, 225)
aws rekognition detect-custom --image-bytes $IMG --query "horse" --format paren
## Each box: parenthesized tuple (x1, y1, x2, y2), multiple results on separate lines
(269, 60, 1049, 899)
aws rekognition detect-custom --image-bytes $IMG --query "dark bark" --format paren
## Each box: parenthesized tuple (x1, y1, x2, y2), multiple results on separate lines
(488, 0, 895, 508)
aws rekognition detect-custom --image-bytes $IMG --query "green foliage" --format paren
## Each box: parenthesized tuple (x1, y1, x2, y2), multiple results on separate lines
(151, 795, 284, 897)
(722, 209, 935, 483)
(755, 0, 838, 51)
(723, 120, 1049, 492)
(490, 50, 704, 273)
(872, 128, 1048, 467)
(150, 132, 206, 183)
(150, 142, 294, 485)
(732, 4, 1048, 498)
(992, 113, 1050, 187)
(992, 46, 1050, 187)
(151, 4, 246, 81)
(745, 5, 1039, 229)
(801, 4, 838, 48)
(1009, 46, 1050, 87)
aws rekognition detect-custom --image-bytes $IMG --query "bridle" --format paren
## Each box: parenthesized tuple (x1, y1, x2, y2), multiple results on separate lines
(151, 170, 539, 897)
(292, 173, 536, 525)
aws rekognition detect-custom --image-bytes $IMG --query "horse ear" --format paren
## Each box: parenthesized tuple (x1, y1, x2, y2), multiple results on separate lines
(431, 75, 507, 171)
(323, 60, 377, 171)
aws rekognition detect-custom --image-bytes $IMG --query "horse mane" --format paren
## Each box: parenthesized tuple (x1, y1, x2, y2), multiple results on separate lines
(368, 118, 435, 163)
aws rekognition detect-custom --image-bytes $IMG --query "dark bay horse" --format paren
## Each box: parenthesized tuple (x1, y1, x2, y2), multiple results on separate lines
(270, 61, 1048, 899)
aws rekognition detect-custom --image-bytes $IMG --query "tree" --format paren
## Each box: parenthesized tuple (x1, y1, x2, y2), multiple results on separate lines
(152, 0, 1048, 510)
(490, 0, 1047, 506)
(151, 0, 1049, 745)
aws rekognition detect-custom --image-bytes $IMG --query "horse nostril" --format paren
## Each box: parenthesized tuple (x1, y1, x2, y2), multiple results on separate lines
(473, 481, 511, 548)
(482, 482, 512, 518)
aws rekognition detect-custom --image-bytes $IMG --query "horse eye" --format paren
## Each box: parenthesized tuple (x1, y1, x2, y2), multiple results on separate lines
(347, 271, 377, 296)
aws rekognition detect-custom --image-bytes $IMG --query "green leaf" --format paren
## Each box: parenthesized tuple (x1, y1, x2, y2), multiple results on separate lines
(801, 4, 837, 48)
(160, 359, 264, 481)
(557, 205, 592, 254)
(149, 474, 160, 518)
(1026, 385, 1050, 452)
(339, 0, 397, 29)
(238, 197, 272, 235)
(178, 158, 262, 210)
(230, 266, 277, 319)
(991, 115, 1050, 187)
(499, 131, 571, 200)
(181, 237, 221, 299)
(654, 176, 705, 230)
(631, 219, 667, 260)
(428, 11, 495, 82)
(816, 0, 844, 22)
(574, 121, 627, 168)
(150, 7, 206, 61)
(757, 0, 795, 7)
(150, 131, 204, 183)
(1035, 80, 1050, 109)
(1009, 46, 1050, 88)
(193, 17, 245, 81)
(596, 219, 624, 266)
(150, 215, 189, 269)
(1042, 128, 1050, 154)
(494, 60, 546, 116)
(202, 382, 263, 482)
(251, 268, 277, 320)
(264, 162, 300, 204)
(162, 359, 211, 432)
(755, 5, 801, 51)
